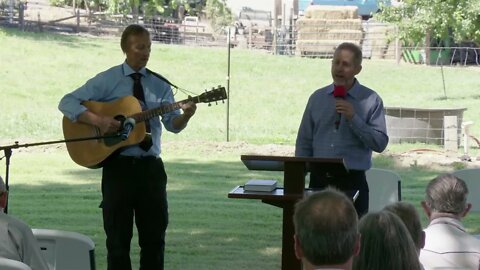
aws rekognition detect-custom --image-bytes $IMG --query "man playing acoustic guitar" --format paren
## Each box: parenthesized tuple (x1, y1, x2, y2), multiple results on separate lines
(58, 24, 197, 270)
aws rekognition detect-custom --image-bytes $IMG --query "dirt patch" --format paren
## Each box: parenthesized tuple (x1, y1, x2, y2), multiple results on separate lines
(1, 138, 479, 170)
(22, 0, 80, 24)
(163, 140, 480, 171)
(380, 148, 480, 171)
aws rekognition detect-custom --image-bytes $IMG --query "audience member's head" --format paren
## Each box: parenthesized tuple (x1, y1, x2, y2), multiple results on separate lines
(0, 175, 7, 210)
(353, 211, 422, 270)
(383, 201, 425, 253)
(293, 188, 360, 270)
(422, 173, 471, 220)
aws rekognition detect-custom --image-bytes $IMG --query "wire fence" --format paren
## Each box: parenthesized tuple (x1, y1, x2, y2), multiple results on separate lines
(384, 107, 467, 147)
(1, 4, 479, 67)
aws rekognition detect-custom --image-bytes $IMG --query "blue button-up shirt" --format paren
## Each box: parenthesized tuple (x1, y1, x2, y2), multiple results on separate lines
(295, 79, 389, 170)
(58, 62, 183, 157)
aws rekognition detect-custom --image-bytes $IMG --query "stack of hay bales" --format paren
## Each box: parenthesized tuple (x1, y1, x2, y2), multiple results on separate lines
(362, 20, 397, 59)
(296, 5, 363, 57)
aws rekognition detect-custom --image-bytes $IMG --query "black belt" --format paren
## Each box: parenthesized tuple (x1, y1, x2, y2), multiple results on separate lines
(103, 154, 159, 167)
(116, 155, 158, 161)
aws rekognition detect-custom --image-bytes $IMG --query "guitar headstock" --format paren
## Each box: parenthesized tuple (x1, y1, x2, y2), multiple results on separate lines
(198, 86, 227, 104)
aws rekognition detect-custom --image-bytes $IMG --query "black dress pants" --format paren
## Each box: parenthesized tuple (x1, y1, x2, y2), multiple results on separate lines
(101, 156, 168, 270)
(309, 168, 369, 218)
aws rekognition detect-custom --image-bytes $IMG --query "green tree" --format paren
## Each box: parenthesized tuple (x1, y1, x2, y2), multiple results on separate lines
(375, 0, 480, 45)
(205, 0, 233, 32)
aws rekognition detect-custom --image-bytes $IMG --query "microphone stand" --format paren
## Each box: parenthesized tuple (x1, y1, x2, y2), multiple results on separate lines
(0, 133, 122, 214)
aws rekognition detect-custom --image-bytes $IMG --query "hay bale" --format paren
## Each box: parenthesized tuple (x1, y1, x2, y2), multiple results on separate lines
(296, 39, 361, 55)
(298, 29, 363, 41)
(297, 18, 362, 32)
(324, 19, 362, 30)
(304, 5, 359, 20)
(363, 22, 397, 59)
(296, 18, 327, 30)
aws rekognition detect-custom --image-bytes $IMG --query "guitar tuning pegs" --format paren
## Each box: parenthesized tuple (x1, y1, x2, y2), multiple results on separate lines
(208, 103, 212, 107)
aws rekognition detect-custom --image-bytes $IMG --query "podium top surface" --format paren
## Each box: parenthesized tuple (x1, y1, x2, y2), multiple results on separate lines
(241, 155, 346, 172)
(229, 186, 360, 201)
(228, 186, 318, 201)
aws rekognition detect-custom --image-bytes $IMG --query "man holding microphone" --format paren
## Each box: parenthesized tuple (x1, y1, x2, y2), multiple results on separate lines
(295, 42, 389, 217)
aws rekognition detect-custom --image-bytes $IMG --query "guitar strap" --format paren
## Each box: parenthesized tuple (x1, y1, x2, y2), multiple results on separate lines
(146, 68, 179, 90)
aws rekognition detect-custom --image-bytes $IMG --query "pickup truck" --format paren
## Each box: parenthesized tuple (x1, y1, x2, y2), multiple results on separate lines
(182, 16, 205, 32)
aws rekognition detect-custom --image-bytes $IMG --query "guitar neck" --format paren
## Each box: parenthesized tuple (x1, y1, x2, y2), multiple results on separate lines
(128, 86, 226, 123)
(130, 97, 197, 124)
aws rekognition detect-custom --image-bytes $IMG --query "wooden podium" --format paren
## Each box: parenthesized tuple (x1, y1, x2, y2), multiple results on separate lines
(228, 155, 346, 270)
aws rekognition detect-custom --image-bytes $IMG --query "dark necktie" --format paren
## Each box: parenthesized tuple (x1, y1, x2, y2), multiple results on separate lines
(130, 73, 146, 105)
(129, 73, 151, 133)
(129, 73, 152, 151)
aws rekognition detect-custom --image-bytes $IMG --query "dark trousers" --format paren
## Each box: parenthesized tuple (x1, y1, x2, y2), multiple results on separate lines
(101, 156, 168, 270)
(309, 168, 369, 217)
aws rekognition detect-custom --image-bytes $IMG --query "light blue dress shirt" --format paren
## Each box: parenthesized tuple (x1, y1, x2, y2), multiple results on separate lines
(58, 62, 183, 157)
(295, 79, 389, 170)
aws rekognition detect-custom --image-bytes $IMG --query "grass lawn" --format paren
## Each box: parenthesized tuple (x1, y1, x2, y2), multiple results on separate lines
(0, 27, 479, 269)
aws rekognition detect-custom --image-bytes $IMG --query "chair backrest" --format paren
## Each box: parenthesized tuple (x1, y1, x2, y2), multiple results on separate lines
(366, 168, 402, 212)
(430, 268, 474, 270)
(32, 229, 95, 270)
(0, 258, 32, 270)
(452, 168, 480, 212)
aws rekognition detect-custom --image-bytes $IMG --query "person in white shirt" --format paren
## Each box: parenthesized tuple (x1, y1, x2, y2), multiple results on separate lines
(0, 176, 49, 270)
(420, 173, 480, 270)
(293, 188, 360, 270)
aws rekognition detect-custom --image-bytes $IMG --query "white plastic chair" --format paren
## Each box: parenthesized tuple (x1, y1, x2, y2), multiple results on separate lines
(32, 229, 95, 270)
(0, 258, 32, 270)
(452, 168, 480, 213)
(366, 168, 402, 212)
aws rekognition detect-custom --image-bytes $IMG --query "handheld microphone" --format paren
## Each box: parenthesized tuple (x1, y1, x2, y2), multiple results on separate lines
(120, 117, 136, 140)
(333, 85, 346, 130)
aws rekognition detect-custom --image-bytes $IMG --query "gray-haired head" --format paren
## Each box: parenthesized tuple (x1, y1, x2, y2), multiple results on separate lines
(425, 173, 469, 215)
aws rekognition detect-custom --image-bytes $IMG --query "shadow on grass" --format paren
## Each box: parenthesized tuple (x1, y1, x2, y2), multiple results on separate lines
(3, 154, 479, 269)
(433, 94, 480, 101)
(1, 26, 101, 49)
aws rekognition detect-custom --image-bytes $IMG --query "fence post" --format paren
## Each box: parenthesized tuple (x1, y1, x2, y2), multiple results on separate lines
(444, 115, 458, 153)
(76, 9, 80, 33)
(273, 28, 277, 55)
(8, 0, 13, 23)
(248, 23, 252, 49)
(395, 26, 401, 65)
(19, 2, 25, 30)
(37, 12, 42, 32)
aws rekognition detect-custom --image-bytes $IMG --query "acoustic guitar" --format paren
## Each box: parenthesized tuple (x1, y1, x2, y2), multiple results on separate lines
(62, 86, 227, 168)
